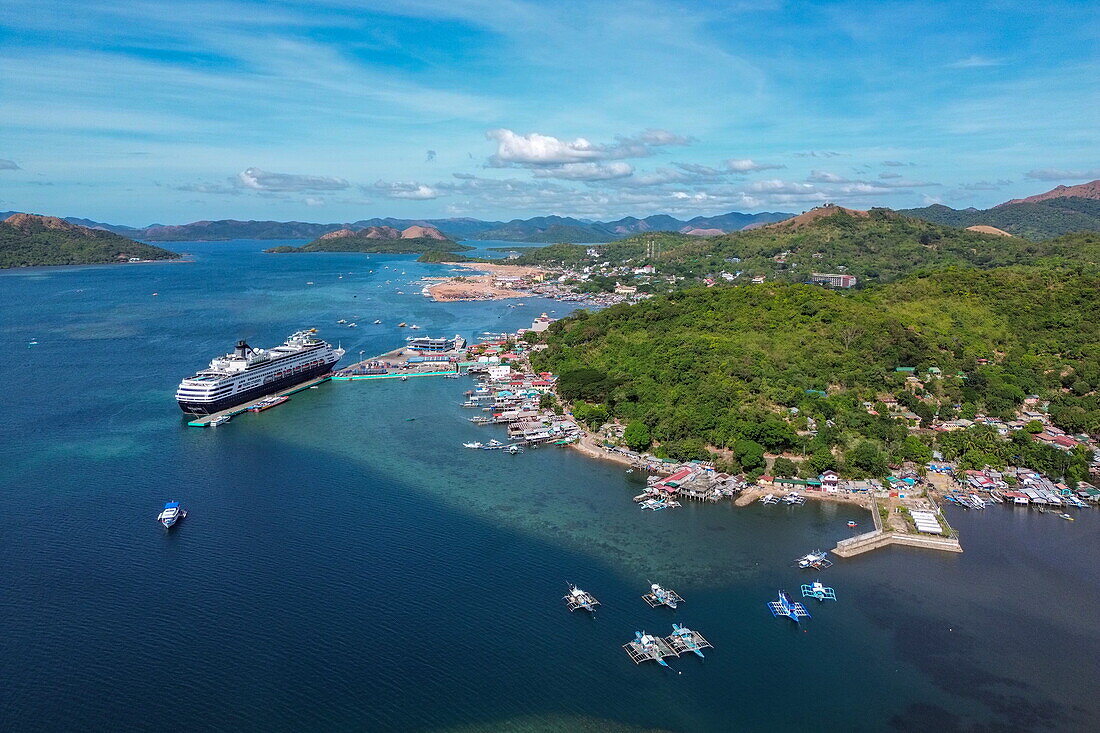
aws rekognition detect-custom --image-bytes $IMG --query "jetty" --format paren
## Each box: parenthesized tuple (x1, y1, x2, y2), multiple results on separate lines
(332, 369, 457, 382)
(832, 493, 963, 557)
(186, 374, 330, 427)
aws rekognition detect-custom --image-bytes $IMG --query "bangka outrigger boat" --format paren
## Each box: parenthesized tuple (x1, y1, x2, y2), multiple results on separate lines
(666, 624, 713, 659)
(768, 590, 811, 623)
(801, 581, 837, 602)
(796, 550, 833, 570)
(623, 631, 677, 669)
(643, 582, 684, 609)
(563, 584, 600, 613)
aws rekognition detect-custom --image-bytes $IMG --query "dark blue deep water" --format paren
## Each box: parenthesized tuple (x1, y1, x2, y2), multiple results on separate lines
(1, 241, 1097, 732)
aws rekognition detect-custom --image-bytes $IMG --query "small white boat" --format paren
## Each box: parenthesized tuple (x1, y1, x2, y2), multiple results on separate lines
(409, 324, 420, 330)
(1059, 513, 1074, 521)
(797, 550, 832, 569)
(400, 375, 408, 381)
(373, 319, 382, 324)
(209, 415, 230, 427)
(157, 501, 186, 529)
(564, 584, 599, 613)
(463, 441, 484, 449)
(337, 319, 347, 324)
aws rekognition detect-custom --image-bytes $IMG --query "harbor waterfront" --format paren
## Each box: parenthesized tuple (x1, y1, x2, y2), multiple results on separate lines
(1, 240, 1098, 732)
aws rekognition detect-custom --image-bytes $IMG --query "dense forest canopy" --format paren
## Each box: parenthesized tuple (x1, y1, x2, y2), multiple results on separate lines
(532, 266, 1099, 481)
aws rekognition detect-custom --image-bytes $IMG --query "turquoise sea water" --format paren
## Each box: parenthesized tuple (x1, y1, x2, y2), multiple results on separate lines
(1, 241, 1097, 732)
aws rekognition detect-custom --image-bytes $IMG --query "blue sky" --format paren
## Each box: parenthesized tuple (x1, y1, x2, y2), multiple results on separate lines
(1, 0, 1097, 225)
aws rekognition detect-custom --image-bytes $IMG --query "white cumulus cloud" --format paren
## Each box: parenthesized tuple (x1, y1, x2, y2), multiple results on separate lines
(807, 170, 848, 183)
(237, 167, 349, 192)
(373, 181, 440, 200)
(486, 127, 691, 168)
(726, 158, 785, 172)
(531, 162, 635, 181)
(487, 129, 609, 166)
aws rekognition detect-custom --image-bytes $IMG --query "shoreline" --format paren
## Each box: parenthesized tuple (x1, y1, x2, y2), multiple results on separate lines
(424, 261, 546, 302)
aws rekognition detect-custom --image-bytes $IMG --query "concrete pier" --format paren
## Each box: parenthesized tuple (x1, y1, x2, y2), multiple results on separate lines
(186, 374, 332, 427)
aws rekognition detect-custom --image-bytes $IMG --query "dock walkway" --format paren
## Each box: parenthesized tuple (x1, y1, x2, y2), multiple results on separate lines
(331, 370, 457, 381)
(187, 374, 331, 427)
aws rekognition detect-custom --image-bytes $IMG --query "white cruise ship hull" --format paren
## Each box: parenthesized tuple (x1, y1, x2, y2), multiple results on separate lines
(177, 360, 337, 414)
(176, 330, 344, 415)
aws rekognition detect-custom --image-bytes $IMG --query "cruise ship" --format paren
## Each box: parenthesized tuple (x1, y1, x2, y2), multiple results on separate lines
(176, 330, 344, 414)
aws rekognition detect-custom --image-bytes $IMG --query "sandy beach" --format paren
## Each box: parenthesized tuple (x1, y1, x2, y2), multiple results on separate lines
(424, 262, 547, 302)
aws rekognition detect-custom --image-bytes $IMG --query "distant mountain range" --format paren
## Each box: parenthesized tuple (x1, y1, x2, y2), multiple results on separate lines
(899, 179, 1100, 240)
(4, 179, 1099, 245)
(0, 210, 793, 243)
(1001, 179, 1100, 206)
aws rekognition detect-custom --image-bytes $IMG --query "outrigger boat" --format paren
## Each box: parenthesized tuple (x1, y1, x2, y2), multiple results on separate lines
(624, 631, 674, 668)
(667, 624, 713, 659)
(768, 590, 811, 622)
(643, 582, 683, 609)
(796, 550, 833, 570)
(801, 581, 837, 601)
(640, 498, 681, 511)
(563, 584, 600, 613)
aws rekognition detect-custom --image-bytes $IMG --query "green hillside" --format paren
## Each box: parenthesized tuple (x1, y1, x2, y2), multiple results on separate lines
(511, 209, 1100, 285)
(532, 266, 1099, 478)
(0, 214, 179, 268)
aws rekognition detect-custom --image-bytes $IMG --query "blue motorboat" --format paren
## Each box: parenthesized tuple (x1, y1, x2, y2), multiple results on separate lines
(157, 501, 187, 530)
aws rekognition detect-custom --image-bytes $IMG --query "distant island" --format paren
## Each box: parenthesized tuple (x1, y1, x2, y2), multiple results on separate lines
(0, 214, 180, 269)
(265, 225, 475, 256)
